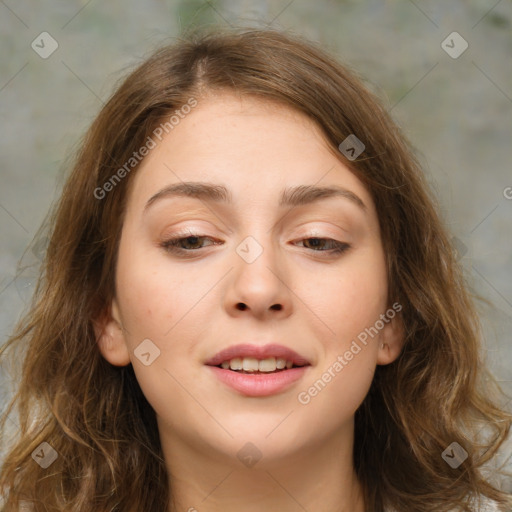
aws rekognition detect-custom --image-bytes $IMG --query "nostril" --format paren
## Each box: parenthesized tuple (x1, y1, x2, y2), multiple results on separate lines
(235, 303, 283, 311)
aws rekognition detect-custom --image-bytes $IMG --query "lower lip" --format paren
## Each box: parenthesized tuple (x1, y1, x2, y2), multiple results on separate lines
(206, 366, 309, 397)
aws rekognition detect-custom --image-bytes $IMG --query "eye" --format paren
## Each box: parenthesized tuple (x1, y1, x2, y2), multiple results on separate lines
(160, 233, 221, 255)
(159, 233, 350, 258)
(295, 237, 351, 255)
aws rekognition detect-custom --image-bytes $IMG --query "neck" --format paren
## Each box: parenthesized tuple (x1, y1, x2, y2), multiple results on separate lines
(161, 420, 365, 512)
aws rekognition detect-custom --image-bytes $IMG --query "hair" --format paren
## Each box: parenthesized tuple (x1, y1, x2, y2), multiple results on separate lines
(1, 26, 511, 512)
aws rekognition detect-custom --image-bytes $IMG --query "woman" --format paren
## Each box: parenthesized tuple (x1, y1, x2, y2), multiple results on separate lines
(1, 27, 510, 512)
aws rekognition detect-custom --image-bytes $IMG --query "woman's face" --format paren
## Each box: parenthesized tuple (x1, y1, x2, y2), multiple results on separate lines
(97, 92, 403, 467)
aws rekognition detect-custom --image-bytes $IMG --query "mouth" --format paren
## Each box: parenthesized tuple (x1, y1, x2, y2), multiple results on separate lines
(204, 343, 311, 371)
(214, 356, 307, 374)
(204, 344, 311, 397)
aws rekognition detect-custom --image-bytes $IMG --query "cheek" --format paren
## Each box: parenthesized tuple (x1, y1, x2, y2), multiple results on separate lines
(115, 240, 204, 343)
(114, 239, 211, 398)
(298, 249, 387, 417)
(301, 248, 388, 348)
(114, 242, 205, 430)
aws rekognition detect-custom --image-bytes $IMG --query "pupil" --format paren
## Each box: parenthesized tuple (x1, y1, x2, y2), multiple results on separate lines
(186, 236, 200, 248)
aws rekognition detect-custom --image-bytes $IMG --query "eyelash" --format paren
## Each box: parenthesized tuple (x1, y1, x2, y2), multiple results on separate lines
(160, 233, 351, 257)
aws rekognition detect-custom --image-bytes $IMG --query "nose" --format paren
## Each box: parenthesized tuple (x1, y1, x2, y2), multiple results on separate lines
(223, 235, 293, 321)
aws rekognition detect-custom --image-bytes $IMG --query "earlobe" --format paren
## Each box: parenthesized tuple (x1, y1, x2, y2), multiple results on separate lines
(93, 299, 131, 367)
(376, 314, 405, 366)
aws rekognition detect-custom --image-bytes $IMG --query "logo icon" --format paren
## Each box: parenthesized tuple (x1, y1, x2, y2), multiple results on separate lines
(237, 442, 263, 468)
(134, 338, 161, 366)
(236, 236, 263, 264)
(31, 32, 59, 59)
(31, 441, 59, 468)
(441, 32, 468, 59)
(338, 134, 365, 161)
(442, 441, 469, 468)
(451, 236, 468, 260)
(32, 235, 49, 261)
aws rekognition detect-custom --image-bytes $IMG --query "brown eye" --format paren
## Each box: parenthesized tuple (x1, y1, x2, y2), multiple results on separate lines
(296, 237, 351, 255)
(161, 235, 220, 254)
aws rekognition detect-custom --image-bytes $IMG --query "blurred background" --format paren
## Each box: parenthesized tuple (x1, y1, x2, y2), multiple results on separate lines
(1, 0, 511, 492)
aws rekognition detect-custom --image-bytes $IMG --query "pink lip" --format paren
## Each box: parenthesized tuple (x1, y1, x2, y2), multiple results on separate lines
(204, 343, 311, 367)
(206, 365, 309, 397)
(204, 343, 311, 398)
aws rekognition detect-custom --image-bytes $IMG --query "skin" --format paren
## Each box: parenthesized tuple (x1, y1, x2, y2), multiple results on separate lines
(95, 92, 404, 512)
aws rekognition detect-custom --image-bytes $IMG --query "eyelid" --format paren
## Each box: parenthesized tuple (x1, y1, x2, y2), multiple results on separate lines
(159, 224, 213, 239)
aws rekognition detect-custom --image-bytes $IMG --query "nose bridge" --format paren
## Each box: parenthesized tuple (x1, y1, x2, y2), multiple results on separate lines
(227, 230, 291, 316)
(234, 231, 279, 286)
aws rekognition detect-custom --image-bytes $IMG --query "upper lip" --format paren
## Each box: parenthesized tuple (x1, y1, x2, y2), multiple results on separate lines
(204, 344, 311, 367)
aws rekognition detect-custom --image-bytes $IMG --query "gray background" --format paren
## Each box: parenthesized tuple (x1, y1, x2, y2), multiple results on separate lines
(0, 0, 511, 490)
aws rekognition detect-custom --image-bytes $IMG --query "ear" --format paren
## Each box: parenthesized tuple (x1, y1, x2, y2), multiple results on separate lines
(93, 298, 131, 367)
(376, 308, 405, 366)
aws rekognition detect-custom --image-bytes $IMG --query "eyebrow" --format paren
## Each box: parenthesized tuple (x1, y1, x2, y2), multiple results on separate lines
(143, 181, 367, 213)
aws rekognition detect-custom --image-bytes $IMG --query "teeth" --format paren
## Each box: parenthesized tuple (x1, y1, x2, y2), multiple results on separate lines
(259, 357, 276, 372)
(230, 357, 243, 370)
(220, 357, 296, 372)
(242, 357, 259, 372)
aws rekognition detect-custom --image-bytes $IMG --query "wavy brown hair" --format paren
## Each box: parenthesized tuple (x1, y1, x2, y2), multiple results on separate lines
(1, 26, 511, 512)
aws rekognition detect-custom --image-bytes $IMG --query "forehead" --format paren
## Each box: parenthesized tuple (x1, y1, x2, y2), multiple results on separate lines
(126, 93, 375, 215)
(158, 92, 330, 163)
